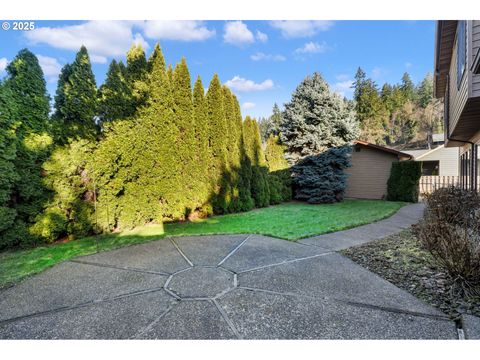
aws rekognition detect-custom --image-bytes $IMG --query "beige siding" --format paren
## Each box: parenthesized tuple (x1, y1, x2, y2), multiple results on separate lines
(449, 27, 469, 136)
(417, 147, 459, 176)
(472, 20, 480, 97)
(345, 147, 398, 200)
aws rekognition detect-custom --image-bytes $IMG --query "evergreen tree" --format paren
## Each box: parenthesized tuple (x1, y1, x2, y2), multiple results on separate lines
(354, 73, 387, 145)
(4, 49, 50, 134)
(97, 59, 132, 124)
(31, 140, 95, 242)
(292, 146, 352, 204)
(53, 46, 98, 141)
(280, 72, 359, 164)
(126, 44, 147, 82)
(136, 43, 182, 220)
(0, 83, 19, 248)
(1, 49, 52, 248)
(244, 117, 270, 207)
(167, 64, 174, 84)
(259, 103, 282, 141)
(172, 57, 198, 214)
(192, 76, 212, 214)
(234, 99, 254, 211)
(221, 86, 238, 211)
(400, 72, 415, 103)
(353, 67, 367, 101)
(265, 135, 289, 172)
(417, 72, 434, 109)
(206, 74, 228, 213)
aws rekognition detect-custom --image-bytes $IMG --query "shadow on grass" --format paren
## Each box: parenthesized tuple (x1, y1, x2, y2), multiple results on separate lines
(0, 199, 406, 289)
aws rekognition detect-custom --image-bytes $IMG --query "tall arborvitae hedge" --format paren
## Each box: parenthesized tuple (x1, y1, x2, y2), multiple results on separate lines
(243, 116, 270, 208)
(53, 46, 98, 141)
(265, 135, 289, 172)
(172, 58, 198, 215)
(206, 74, 228, 213)
(97, 59, 132, 124)
(265, 135, 292, 204)
(0, 83, 19, 248)
(0, 44, 290, 248)
(192, 76, 211, 215)
(0, 49, 52, 249)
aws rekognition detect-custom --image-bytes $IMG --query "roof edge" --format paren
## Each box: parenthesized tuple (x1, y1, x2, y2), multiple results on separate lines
(353, 140, 413, 159)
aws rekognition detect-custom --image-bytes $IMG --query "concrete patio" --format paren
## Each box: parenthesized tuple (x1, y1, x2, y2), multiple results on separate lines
(0, 203, 460, 339)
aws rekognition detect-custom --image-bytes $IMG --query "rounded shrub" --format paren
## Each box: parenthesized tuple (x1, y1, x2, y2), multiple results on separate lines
(386, 160, 422, 202)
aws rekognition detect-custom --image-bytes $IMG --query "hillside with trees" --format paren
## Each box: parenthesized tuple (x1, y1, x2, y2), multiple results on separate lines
(260, 69, 443, 150)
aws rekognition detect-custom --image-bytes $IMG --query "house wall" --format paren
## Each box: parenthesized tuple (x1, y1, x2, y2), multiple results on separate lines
(471, 20, 480, 97)
(345, 146, 398, 200)
(448, 23, 469, 137)
(417, 147, 459, 176)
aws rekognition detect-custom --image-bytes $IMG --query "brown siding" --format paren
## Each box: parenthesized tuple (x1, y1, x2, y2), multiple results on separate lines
(345, 146, 398, 200)
(472, 20, 480, 97)
(448, 28, 469, 137)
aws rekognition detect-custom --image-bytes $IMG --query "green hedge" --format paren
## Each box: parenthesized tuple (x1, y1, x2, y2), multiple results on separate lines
(268, 169, 292, 204)
(386, 160, 422, 202)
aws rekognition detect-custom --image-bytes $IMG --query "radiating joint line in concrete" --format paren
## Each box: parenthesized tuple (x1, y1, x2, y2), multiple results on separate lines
(212, 299, 242, 339)
(237, 251, 335, 274)
(169, 237, 194, 267)
(217, 234, 252, 266)
(236, 286, 450, 323)
(134, 302, 178, 339)
(0, 287, 166, 326)
(68, 259, 170, 276)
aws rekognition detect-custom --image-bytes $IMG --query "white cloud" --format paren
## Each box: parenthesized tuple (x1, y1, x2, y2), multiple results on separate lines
(294, 41, 329, 54)
(223, 21, 254, 46)
(141, 21, 215, 41)
(242, 102, 256, 110)
(269, 20, 334, 38)
(36, 54, 62, 81)
(225, 76, 274, 92)
(256, 30, 268, 43)
(250, 52, 286, 62)
(25, 21, 149, 64)
(0, 57, 8, 73)
(371, 66, 388, 79)
(405, 62, 413, 69)
(332, 80, 354, 98)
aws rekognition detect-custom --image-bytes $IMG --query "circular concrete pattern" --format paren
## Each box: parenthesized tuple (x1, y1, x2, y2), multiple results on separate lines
(0, 207, 461, 339)
(165, 266, 235, 299)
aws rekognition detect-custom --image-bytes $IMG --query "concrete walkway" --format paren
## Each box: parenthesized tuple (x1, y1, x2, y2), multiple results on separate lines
(0, 202, 459, 340)
(299, 203, 425, 250)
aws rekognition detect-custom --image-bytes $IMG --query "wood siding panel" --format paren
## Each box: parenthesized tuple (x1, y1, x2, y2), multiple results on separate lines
(472, 20, 480, 97)
(345, 147, 398, 200)
(449, 30, 469, 136)
(417, 147, 459, 176)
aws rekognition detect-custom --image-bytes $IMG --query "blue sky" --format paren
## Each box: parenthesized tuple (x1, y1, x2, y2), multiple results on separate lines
(0, 20, 435, 118)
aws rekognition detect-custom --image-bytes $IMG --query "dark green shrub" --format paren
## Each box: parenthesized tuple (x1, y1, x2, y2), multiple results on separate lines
(386, 160, 421, 202)
(291, 146, 352, 204)
(251, 166, 270, 208)
(30, 208, 68, 243)
(268, 169, 292, 204)
(413, 186, 480, 295)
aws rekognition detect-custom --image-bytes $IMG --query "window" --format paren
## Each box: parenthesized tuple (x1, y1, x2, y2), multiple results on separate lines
(421, 161, 440, 176)
(457, 20, 466, 89)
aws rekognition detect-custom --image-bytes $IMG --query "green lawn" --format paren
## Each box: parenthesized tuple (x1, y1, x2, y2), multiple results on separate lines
(0, 199, 405, 288)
